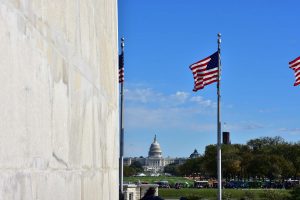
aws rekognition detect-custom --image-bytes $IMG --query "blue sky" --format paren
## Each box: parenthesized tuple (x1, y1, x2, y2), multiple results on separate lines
(118, 0, 300, 158)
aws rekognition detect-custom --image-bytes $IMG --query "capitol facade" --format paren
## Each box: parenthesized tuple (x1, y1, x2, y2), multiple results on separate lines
(124, 135, 199, 173)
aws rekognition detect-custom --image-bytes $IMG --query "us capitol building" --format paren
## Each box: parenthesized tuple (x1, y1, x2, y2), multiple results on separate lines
(124, 135, 200, 173)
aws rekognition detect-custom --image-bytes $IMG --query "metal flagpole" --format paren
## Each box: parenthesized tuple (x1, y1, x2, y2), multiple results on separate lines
(119, 37, 125, 198)
(217, 33, 222, 200)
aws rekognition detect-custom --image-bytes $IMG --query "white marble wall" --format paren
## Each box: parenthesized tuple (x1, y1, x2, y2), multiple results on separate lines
(0, 0, 119, 199)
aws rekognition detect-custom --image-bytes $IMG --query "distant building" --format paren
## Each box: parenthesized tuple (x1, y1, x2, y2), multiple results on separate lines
(124, 135, 199, 173)
(223, 132, 231, 144)
(190, 149, 200, 159)
(124, 156, 146, 166)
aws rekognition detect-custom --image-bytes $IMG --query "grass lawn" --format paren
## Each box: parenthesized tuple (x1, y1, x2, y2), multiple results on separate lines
(159, 188, 291, 200)
(124, 176, 292, 199)
(124, 176, 194, 186)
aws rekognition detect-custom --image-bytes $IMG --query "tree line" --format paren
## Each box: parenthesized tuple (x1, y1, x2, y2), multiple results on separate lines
(124, 160, 144, 177)
(165, 136, 300, 181)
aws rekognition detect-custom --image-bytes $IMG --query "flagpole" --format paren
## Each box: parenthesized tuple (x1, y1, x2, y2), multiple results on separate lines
(217, 33, 222, 200)
(119, 37, 125, 198)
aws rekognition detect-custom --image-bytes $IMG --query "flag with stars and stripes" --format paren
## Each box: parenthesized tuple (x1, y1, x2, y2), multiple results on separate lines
(189, 51, 219, 91)
(119, 52, 124, 83)
(289, 56, 300, 86)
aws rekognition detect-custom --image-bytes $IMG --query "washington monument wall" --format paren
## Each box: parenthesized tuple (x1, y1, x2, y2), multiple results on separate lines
(0, 0, 119, 199)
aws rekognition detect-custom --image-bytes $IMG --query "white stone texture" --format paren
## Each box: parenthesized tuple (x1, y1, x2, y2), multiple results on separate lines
(0, 0, 119, 199)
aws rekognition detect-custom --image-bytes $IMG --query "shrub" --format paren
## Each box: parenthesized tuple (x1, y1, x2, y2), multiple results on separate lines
(289, 186, 300, 200)
(240, 190, 255, 200)
(223, 191, 232, 200)
(184, 195, 204, 200)
(261, 190, 289, 200)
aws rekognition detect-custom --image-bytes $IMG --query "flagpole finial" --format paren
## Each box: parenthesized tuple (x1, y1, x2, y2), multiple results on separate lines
(121, 37, 125, 48)
(218, 33, 221, 44)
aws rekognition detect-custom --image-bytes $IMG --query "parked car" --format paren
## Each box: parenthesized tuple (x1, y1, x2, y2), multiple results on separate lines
(154, 181, 170, 188)
(194, 181, 209, 188)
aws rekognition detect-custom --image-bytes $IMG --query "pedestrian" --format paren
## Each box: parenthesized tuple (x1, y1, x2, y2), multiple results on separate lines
(141, 187, 164, 200)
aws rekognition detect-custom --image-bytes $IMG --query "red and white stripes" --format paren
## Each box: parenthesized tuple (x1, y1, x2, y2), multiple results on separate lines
(289, 56, 300, 86)
(189, 52, 219, 91)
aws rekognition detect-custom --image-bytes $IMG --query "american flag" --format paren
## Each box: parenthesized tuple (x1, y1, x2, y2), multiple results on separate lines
(289, 56, 300, 86)
(119, 52, 124, 83)
(189, 51, 219, 91)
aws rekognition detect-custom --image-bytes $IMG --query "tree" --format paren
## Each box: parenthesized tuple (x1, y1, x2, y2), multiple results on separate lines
(237, 145, 252, 180)
(203, 145, 217, 177)
(123, 161, 144, 177)
(130, 161, 144, 173)
(222, 144, 242, 180)
(164, 163, 180, 176)
(164, 136, 300, 181)
(247, 136, 286, 153)
(178, 157, 206, 178)
(287, 143, 300, 178)
(280, 158, 296, 180)
(243, 136, 300, 181)
(124, 166, 136, 177)
(289, 186, 300, 200)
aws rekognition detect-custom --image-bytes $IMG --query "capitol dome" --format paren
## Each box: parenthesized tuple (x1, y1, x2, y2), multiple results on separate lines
(148, 135, 162, 158)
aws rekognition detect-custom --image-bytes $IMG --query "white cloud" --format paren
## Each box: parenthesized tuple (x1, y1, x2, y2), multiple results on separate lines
(278, 128, 300, 135)
(125, 106, 215, 131)
(224, 121, 264, 131)
(243, 123, 264, 130)
(169, 91, 190, 105)
(190, 96, 216, 108)
(124, 84, 269, 137)
(125, 88, 164, 103)
(124, 85, 217, 132)
(125, 85, 214, 108)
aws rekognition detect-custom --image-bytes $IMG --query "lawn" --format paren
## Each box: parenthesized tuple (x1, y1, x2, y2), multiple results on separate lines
(159, 188, 291, 200)
(124, 176, 292, 199)
(124, 176, 194, 186)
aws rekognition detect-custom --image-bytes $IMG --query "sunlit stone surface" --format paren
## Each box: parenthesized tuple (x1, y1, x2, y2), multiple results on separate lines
(0, 0, 118, 199)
